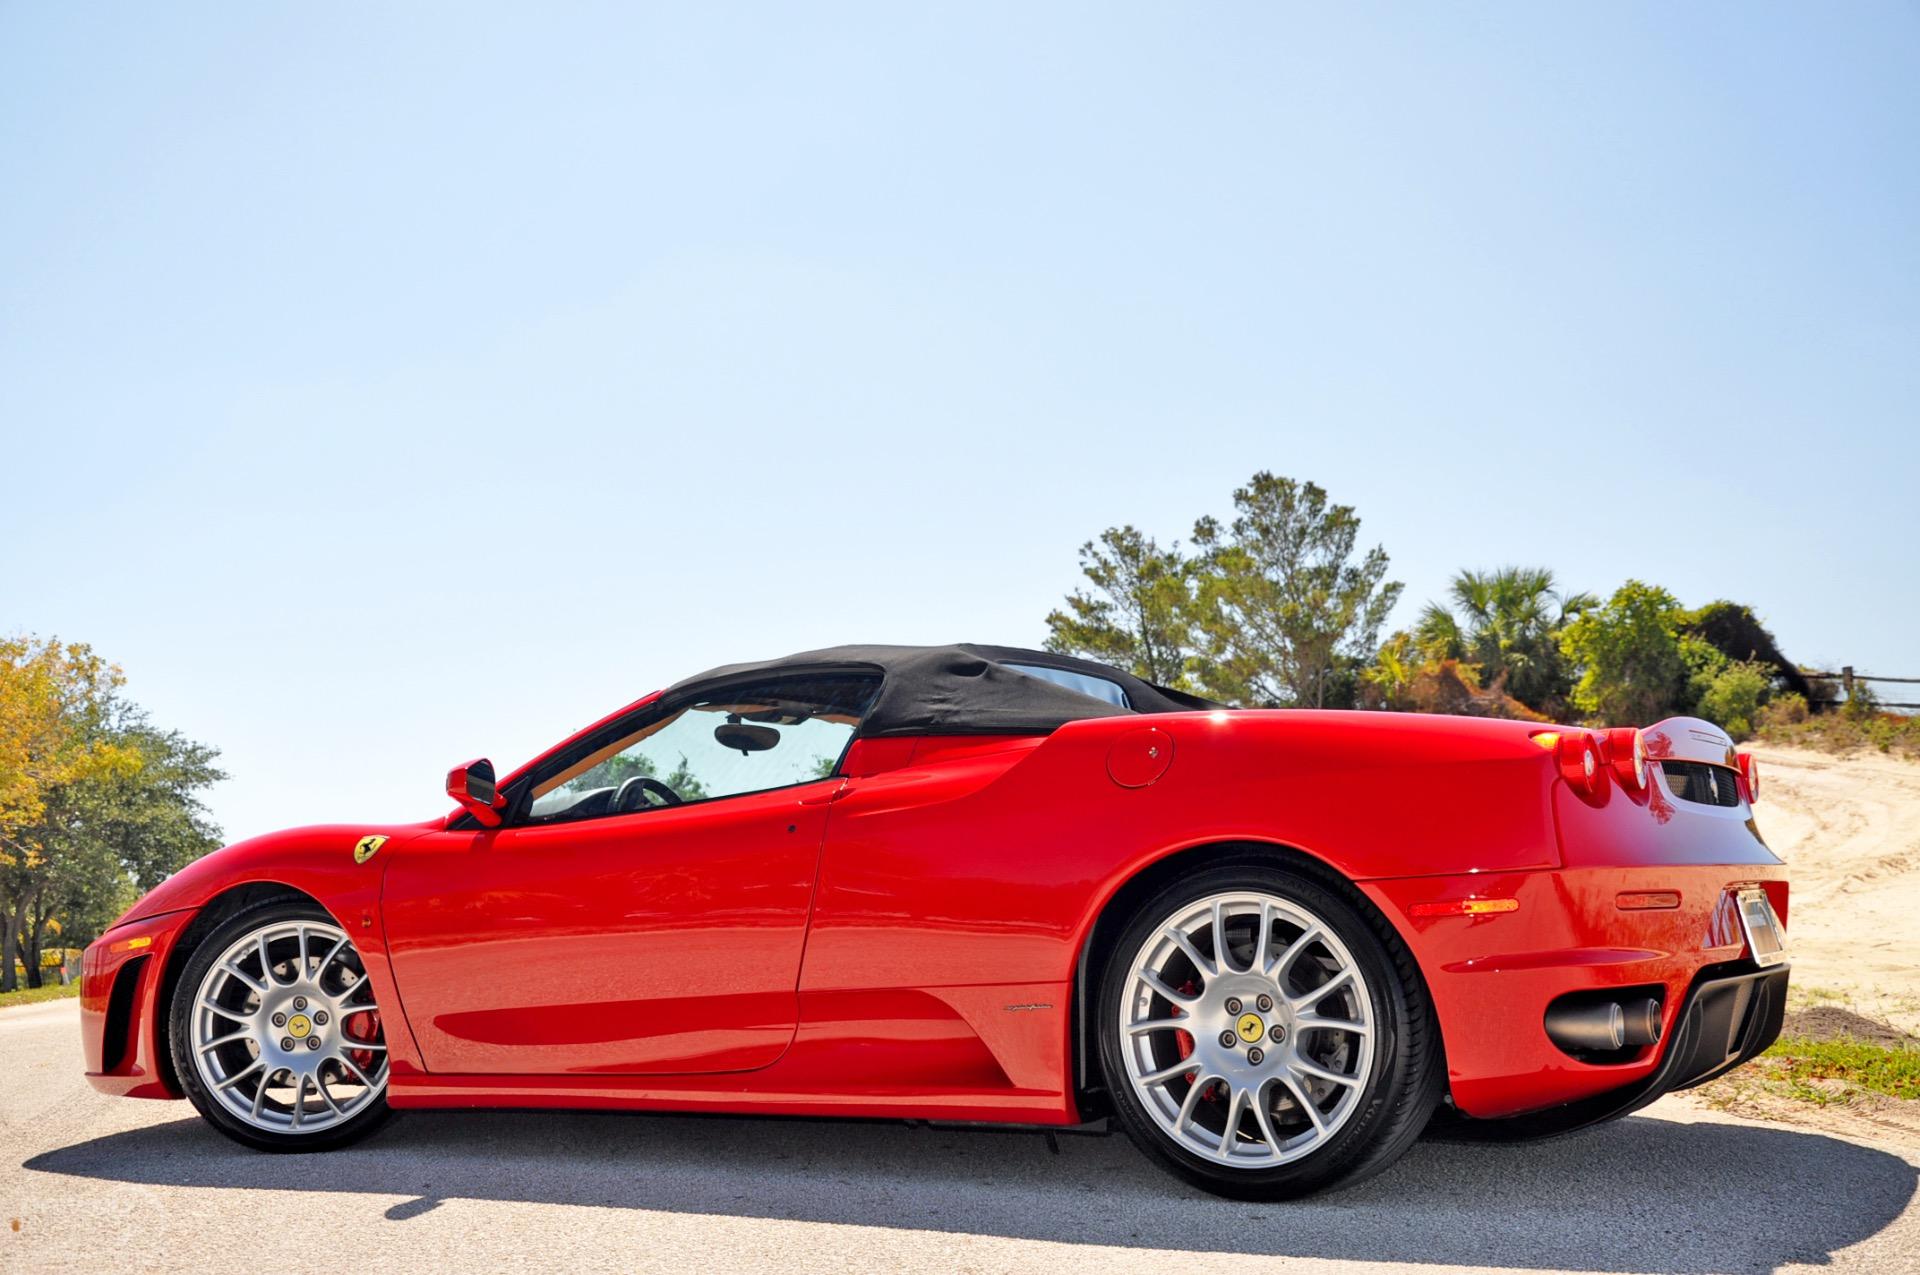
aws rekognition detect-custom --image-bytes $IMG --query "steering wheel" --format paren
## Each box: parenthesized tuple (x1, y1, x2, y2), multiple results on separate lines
(612, 775, 683, 813)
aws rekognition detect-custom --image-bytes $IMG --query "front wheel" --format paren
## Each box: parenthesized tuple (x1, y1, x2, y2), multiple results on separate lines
(169, 898, 395, 1151)
(1097, 863, 1441, 1199)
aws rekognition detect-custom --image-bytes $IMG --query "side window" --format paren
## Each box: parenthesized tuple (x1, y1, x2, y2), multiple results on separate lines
(523, 673, 881, 824)
(1005, 663, 1130, 707)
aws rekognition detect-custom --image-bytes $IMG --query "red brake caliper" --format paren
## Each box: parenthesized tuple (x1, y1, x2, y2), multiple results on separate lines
(345, 1009, 383, 1073)
(1175, 978, 1199, 1082)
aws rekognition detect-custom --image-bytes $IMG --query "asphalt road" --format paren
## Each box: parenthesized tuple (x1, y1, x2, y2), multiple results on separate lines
(4, 999, 1916, 1275)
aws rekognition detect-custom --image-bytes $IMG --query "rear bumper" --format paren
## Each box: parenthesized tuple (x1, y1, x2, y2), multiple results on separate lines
(1363, 864, 1789, 1118)
(1435, 961, 1789, 1139)
(79, 908, 196, 1099)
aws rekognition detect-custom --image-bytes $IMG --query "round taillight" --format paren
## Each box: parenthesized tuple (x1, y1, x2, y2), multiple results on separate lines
(1738, 752, 1760, 802)
(1556, 731, 1608, 797)
(1604, 727, 1648, 792)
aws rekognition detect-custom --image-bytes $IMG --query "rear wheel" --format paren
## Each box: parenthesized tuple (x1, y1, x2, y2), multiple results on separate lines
(1098, 863, 1441, 1198)
(169, 898, 394, 1151)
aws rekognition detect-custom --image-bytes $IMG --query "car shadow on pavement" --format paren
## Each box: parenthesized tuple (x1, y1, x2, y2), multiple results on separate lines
(25, 1108, 1917, 1274)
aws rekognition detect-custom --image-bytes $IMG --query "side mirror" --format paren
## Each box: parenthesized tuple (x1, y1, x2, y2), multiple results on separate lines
(447, 757, 505, 827)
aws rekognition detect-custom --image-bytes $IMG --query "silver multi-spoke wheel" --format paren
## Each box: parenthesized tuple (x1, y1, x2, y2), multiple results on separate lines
(1118, 890, 1375, 1168)
(189, 919, 389, 1134)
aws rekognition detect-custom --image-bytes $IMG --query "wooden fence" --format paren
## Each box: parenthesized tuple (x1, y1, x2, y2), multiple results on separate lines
(1802, 668, 1920, 712)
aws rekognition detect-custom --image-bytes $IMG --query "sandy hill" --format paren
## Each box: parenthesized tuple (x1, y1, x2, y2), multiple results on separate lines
(1751, 744, 1920, 1035)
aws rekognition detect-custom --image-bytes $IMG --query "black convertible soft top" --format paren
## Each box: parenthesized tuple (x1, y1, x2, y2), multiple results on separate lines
(669, 643, 1219, 739)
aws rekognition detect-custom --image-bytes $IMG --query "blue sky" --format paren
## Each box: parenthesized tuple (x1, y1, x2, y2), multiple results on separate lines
(3, 4, 1915, 843)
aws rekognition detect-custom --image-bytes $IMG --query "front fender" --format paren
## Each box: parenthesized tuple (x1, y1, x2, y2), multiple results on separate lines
(113, 821, 437, 928)
(91, 819, 440, 1091)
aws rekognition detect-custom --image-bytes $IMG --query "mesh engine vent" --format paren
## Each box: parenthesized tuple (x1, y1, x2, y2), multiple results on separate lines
(1661, 760, 1741, 807)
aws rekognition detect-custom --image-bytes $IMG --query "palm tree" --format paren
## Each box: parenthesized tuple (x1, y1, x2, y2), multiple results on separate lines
(1414, 602, 1466, 661)
(1425, 567, 1592, 711)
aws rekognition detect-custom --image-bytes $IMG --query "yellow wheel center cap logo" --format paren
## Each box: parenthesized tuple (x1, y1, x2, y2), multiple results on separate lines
(1236, 1012, 1265, 1043)
(287, 1014, 312, 1040)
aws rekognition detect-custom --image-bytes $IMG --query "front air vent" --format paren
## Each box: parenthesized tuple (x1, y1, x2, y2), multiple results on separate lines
(100, 955, 148, 1073)
(1661, 760, 1741, 807)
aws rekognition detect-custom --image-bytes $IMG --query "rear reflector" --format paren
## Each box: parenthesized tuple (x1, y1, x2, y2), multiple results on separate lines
(1409, 898, 1521, 918)
(1616, 890, 1682, 911)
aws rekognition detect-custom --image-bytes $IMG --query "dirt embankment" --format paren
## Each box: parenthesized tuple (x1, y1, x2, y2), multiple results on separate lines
(1750, 745, 1920, 1036)
(1681, 745, 1920, 1144)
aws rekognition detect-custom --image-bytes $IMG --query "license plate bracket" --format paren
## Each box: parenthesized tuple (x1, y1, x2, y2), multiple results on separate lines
(1735, 887, 1789, 968)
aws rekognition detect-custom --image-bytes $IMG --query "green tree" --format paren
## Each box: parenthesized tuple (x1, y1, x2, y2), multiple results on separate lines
(1, 638, 124, 852)
(2, 638, 131, 991)
(10, 707, 224, 987)
(1414, 567, 1593, 712)
(570, 750, 710, 803)
(1044, 526, 1195, 687)
(1558, 581, 1692, 725)
(1189, 473, 1402, 707)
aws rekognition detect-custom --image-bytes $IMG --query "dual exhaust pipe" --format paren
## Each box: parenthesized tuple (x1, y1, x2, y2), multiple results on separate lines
(1545, 997, 1663, 1053)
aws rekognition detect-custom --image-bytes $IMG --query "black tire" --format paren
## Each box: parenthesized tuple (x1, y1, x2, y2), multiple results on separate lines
(169, 897, 396, 1152)
(1097, 861, 1443, 1199)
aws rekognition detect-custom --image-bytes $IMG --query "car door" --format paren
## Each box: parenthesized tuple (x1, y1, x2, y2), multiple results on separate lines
(381, 670, 879, 1076)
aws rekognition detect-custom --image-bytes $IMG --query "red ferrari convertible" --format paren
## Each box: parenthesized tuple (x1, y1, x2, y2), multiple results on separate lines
(80, 644, 1789, 1198)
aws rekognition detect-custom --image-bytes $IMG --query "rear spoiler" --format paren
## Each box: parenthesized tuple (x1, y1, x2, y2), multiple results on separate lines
(1640, 717, 1738, 769)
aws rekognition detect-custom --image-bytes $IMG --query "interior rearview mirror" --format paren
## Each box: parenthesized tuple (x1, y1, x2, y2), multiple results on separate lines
(714, 721, 780, 755)
(446, 757, 505, 827)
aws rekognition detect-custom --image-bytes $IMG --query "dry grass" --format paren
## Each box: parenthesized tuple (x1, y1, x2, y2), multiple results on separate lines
(1757, 711, 1920, 761)
(1697, 996, 1920, 1123)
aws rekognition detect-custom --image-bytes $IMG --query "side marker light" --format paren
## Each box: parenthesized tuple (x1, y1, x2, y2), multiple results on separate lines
(1409, 898, 1521, 918)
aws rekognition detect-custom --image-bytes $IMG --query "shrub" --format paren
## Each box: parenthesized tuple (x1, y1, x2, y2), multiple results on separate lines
(1697, 660, 1774, 741)
(1843, 682, 1882, 722)
(1362, 634, 1547, 720)
(1758, 692, 1809, 729)
(1681, 634, 1731, 716)
(1755, 696, 1920, 761)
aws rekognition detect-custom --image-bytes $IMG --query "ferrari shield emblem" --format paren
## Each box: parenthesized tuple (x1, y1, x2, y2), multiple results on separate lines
(352, 835, 388, 865)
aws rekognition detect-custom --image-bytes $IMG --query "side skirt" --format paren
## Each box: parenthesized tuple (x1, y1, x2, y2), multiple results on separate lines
(391, 979, 1080, 1126)
(389, 1074, 1073, 1124)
